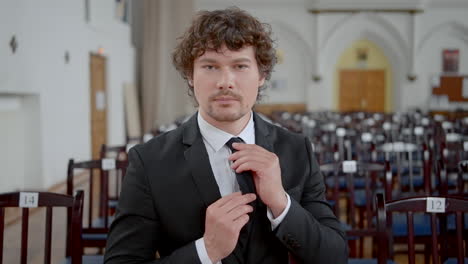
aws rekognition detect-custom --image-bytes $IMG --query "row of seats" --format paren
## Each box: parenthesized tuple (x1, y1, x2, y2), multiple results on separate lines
(272, 110, 468, 264)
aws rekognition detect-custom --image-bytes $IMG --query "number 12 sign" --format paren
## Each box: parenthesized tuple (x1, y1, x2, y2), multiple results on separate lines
(426, 197, 446, 213)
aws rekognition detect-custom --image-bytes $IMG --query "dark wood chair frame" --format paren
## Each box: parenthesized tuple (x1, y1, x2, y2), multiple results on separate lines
(0, 191, 84, 264)
(67, 158, 128, 250)
(376, 193, 468, 264)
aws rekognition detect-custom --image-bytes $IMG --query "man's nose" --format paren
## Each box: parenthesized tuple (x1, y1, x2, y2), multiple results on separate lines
(216, 68, 234, 89)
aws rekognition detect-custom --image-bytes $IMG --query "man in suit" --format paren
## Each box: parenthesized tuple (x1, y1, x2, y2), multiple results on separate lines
(105, 7, 347, 264)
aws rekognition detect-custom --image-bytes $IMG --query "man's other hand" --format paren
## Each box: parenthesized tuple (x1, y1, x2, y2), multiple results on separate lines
(204, 192, 256, 262)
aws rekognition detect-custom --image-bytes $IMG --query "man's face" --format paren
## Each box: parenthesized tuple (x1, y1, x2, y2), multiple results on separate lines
(192, 45, 265, 123)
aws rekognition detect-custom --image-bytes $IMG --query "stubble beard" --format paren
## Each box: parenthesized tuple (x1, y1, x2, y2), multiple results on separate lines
(206, 101, 248, 122)
(204, 90, 250, 122)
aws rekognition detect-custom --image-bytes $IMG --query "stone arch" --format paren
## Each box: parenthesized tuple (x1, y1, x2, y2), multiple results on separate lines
(417, 21, 468, 56)
(269, 19, 314, 75)
(319, 12, 409, 111)
(265, 20, 313, 103)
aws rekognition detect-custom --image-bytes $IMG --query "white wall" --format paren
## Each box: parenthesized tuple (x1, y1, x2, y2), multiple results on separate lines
(196, 0, 468, 111)
(0, 0, 135, 191)
(414, 10, 468, 110)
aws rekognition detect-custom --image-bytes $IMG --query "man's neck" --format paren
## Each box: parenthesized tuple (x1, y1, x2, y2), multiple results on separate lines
(200, 111, 252, 136)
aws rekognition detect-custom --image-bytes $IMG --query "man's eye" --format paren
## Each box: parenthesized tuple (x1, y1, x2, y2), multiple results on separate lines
(203, 65, 215, 70)
(236, 64, 249, 70)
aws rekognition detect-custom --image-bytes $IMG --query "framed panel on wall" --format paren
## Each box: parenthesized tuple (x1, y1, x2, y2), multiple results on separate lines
(442, 49, 459, 73)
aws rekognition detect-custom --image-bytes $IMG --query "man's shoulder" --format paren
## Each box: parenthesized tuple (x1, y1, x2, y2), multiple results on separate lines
(254, 112, 306, 144)
(132, 125, 186, 158)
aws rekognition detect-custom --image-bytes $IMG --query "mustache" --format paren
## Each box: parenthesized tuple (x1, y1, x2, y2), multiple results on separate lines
(209, 91, 242, 101)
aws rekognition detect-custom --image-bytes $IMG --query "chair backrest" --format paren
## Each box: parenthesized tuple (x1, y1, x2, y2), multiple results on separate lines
(100, 144, 128, 161)
(377, 140, 431, 195)
(458, 160, 468, 195)
(67, 159, 128, 231)
(376, 193, 468, 264)
(321, 160, 390, 228)
(441, 135, 466, 171)
(0, 191, 83, 264)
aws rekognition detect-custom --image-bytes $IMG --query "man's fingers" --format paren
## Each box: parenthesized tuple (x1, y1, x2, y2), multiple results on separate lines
(233, 214, 250, 230)
(212, 192, 242, 208)
(229, 143, 269, 157)
(221, 193, 256, 212)
(228, 148, 273, 163)
(230, 156, 266, 170)
(230, 204, 253, 218)
(231, 142, 264, 151)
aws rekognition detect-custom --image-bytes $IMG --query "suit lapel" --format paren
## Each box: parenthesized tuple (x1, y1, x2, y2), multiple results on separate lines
(183, 114, 221, 208)
(253, 112, 274, 153)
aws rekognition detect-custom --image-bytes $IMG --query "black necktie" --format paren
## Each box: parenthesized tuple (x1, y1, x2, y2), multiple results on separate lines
(226, 137, 256, 194)
(225, 137, 256, 263)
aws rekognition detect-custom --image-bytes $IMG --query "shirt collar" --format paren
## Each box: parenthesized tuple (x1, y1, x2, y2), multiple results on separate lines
(197, 111, 255, 152)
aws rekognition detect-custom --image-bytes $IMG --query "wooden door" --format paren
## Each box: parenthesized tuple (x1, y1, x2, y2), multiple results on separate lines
(339, 70, 385, 112)
(90, 54, 107, 159)
(340, 70, 363, 112)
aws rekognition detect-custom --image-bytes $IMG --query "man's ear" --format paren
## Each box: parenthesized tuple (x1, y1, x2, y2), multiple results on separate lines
(188, 79, 193, 86)
(259, 75, 265, 87)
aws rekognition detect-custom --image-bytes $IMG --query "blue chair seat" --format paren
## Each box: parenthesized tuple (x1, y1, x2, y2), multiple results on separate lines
(91, 215, 115, 228)
(82, 233, 107, 241)
(354, 189, 369, 207)
(400, 174, 424, 188)
(434, 175, 459, 187)
(444, 258, 468, 264)
(354, 189, 385, 207)
(326, 176, 373, 189)
(342, 222, 360, 240)
(348, 259, 394, 264)
(391, 213, 433, 237)
(392, 166, 421, 175)
(342, 222, 352, 232)
(108, 199, 119, 208)
(63, 255, 104, 264)
(446, 213, 468, 230)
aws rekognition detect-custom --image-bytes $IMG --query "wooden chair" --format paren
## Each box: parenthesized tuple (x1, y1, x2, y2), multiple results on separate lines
(440, 138, 468, 192)
(457, 160, 468, 196)
(320, 160, 390, 258)
(0, 191, 102, 264)
(376, 193, 468, 264)
(99, 144, 128, 161)
(100, 144, 130, 212)
(67, 158, 128, 251)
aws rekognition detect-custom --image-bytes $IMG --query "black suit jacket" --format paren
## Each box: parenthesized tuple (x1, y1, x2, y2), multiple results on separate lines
(104, 112, 347, 263)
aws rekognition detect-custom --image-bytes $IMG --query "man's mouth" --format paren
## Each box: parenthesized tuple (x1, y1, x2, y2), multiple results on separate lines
(213, 96, 238, 102)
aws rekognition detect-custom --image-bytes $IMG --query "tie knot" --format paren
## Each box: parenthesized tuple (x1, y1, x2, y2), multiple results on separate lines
(226, 137, 244, 152)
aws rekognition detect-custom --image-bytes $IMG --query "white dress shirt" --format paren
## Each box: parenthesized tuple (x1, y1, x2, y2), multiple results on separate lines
(194, 112, 291, 264)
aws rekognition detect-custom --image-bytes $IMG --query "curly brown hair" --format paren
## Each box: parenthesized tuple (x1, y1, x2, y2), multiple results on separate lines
(172, 7, 277, 101)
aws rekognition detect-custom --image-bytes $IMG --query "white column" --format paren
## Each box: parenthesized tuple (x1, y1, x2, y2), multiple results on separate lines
(312, 12, 322, 82)
(408, 11, 418, 81)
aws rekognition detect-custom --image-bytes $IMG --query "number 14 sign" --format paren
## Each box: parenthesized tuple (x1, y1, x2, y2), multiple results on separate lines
(19, 192, 39, 208)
